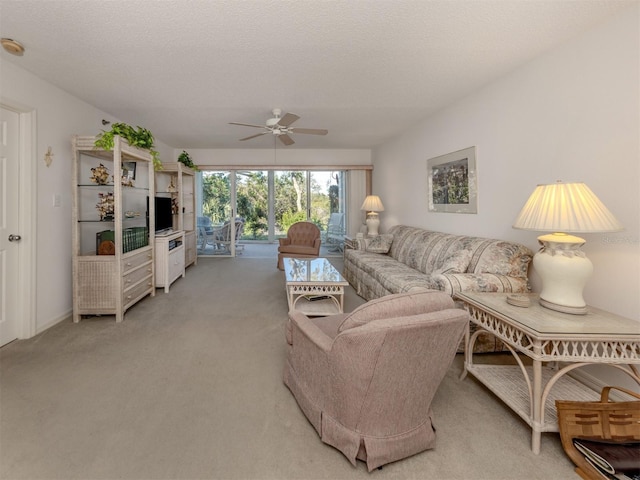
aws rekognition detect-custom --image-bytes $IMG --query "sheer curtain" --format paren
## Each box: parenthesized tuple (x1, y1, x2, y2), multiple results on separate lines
(346, 170, 367, 237)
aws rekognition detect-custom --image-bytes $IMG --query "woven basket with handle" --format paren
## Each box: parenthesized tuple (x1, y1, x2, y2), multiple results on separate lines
(556, 386, 640, 480)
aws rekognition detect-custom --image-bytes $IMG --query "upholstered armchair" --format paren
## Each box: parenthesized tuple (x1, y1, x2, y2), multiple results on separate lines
(284, 290, 468, 471)
(277, 221, 321, 270)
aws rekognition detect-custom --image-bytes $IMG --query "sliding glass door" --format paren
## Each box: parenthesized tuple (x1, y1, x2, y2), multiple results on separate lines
(197, 169, 347, 257)
(274, 171, 308, 238)
(197, 171, 243, 257)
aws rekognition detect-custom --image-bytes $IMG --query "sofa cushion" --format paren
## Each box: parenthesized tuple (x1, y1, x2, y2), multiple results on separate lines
(433, 249, 472, 275)
(387, 226, 468, 275)
(433, 272, 530, 295)
(469, 241, 532, 278)
(348, 250, 439, 296)
(365, 234, 394, 254)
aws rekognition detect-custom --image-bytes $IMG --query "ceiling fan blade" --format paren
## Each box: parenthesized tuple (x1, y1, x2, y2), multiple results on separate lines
(277, 113, 300, 127)
(229, 122, 266, 129)
(290, 128, 328, 136)
(239, 132, 268, 141)
(279, 134, 295, 146)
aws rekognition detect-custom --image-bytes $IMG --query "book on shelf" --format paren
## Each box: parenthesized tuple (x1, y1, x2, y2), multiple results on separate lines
(572, 438, 640, 480)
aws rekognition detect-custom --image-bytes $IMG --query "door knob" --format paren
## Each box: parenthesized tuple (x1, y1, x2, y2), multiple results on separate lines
(8, 234, 21, 242)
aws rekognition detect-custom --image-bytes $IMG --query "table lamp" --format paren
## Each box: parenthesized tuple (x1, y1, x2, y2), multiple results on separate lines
(513, 181, 623, 314)
(361, 195, 385, 236)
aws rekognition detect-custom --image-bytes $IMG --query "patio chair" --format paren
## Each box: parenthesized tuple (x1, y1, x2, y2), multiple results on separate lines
(213, 218, 245, 254)
(325, 212, 345, 252)
(197, 216, 215, 251)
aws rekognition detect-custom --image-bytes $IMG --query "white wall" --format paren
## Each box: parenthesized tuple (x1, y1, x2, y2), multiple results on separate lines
(372, 5, 639, 390)
(373, 5, 639, 322)
(1, 61, 173, 333)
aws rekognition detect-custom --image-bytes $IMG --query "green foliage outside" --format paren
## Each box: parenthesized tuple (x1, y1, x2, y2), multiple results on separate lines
(200, 170, 343, 241)
(280, 210, 307, 232)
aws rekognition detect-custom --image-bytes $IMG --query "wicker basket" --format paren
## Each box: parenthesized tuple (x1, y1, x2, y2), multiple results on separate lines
(556, 386, 640, 480)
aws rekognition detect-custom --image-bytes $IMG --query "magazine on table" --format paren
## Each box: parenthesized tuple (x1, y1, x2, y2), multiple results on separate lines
(572, 438, 640, 480)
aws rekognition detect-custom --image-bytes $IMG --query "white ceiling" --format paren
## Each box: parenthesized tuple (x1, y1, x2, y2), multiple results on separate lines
(0, 0, 633, 149)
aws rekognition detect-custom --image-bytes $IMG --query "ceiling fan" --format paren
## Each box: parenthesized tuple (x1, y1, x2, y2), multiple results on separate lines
(229, 108, 328, 146)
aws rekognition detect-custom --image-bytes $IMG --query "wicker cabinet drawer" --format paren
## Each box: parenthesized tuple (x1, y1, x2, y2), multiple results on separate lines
(123, 263, 153, 289)
(122, 275, 153, 309)
(122, 247, 153, 274)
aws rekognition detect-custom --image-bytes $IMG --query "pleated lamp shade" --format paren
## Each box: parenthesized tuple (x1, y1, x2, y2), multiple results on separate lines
(360, 195, 385, 213)
(513, 181, 622, 315)
(513, 182, 622, 233)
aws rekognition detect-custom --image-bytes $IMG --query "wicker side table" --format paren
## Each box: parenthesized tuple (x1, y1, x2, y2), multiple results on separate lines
(455, 292, 640, 455)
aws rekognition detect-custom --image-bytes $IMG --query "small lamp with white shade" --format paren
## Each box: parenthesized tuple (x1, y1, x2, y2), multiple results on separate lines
(361, 195, 385, 236)
(513, 181, 623, 315)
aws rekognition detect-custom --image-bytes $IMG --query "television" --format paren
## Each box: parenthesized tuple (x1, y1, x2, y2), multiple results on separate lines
(153, 196, 174, 234)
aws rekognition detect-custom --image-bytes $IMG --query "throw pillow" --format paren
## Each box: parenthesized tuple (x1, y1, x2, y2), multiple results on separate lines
(433, 249, 472, 275)
(365, 234, 393, 254)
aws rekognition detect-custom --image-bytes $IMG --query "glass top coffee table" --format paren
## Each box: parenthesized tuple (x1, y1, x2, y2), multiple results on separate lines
(283, 257, 349, 316)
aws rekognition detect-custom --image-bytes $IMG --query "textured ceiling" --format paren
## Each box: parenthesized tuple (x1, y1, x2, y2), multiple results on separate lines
(0, 0, 633, 149)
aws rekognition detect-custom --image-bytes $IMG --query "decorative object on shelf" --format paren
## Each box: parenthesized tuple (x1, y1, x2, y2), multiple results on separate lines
(506, 294, 531, 308)
(44, 146, 54, 167)
(513, 181, 623, 315)
(427, 146, 477, 214)
(167, 176, 177, 193)
(360, 195, 385, 236)
(171, 197, 179, 215)
(121, 161, 136, 186)
(177, 150, 197, 170)
(124, 211, 141, 218)
(94, 122, 162, 170)
(96, 192, 115, 220)
(90, 163, 111, 185)
(98, 240, 116, 255)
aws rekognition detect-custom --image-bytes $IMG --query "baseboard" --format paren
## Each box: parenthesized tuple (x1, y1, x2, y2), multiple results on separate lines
(36, 310, 72, 335)
(568, 368, 639, 401)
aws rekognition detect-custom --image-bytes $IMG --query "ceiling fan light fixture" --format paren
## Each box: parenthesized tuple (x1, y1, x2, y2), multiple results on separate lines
(229, 108, 327, 146)
(1, 38, 25, 56)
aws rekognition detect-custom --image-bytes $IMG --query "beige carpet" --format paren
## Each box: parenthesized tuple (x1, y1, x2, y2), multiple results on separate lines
(0, 257, 577, 479)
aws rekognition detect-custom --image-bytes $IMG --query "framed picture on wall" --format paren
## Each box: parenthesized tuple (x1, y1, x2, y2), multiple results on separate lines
(427, 146, 477, 214)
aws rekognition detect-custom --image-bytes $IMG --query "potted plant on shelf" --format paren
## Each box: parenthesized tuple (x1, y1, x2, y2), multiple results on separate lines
(178, 150, 197, 170)
(94, 122, 162, 170)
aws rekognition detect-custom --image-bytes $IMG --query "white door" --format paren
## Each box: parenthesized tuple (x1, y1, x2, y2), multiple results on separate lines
(0, 107, 20, 346)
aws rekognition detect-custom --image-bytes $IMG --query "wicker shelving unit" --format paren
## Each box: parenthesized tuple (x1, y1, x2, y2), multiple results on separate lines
(156, 162, 197, 267)
(71, 135, 156, 323)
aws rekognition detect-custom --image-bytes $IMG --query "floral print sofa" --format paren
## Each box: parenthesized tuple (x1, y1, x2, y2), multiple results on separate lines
(344, 225, 533, 351)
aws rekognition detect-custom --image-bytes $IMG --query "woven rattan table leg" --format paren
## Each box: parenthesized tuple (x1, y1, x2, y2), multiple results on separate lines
(531, 358, 543, 454)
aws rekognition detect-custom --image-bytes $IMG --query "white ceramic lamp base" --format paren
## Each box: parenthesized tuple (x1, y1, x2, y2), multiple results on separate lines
(534, 233, 593, 315)
(366, 213, 380, 236)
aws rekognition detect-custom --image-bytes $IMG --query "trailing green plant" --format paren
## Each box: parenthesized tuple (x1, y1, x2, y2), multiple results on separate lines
(178, 150, 197, 170)
(95, 122, 162, 170)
